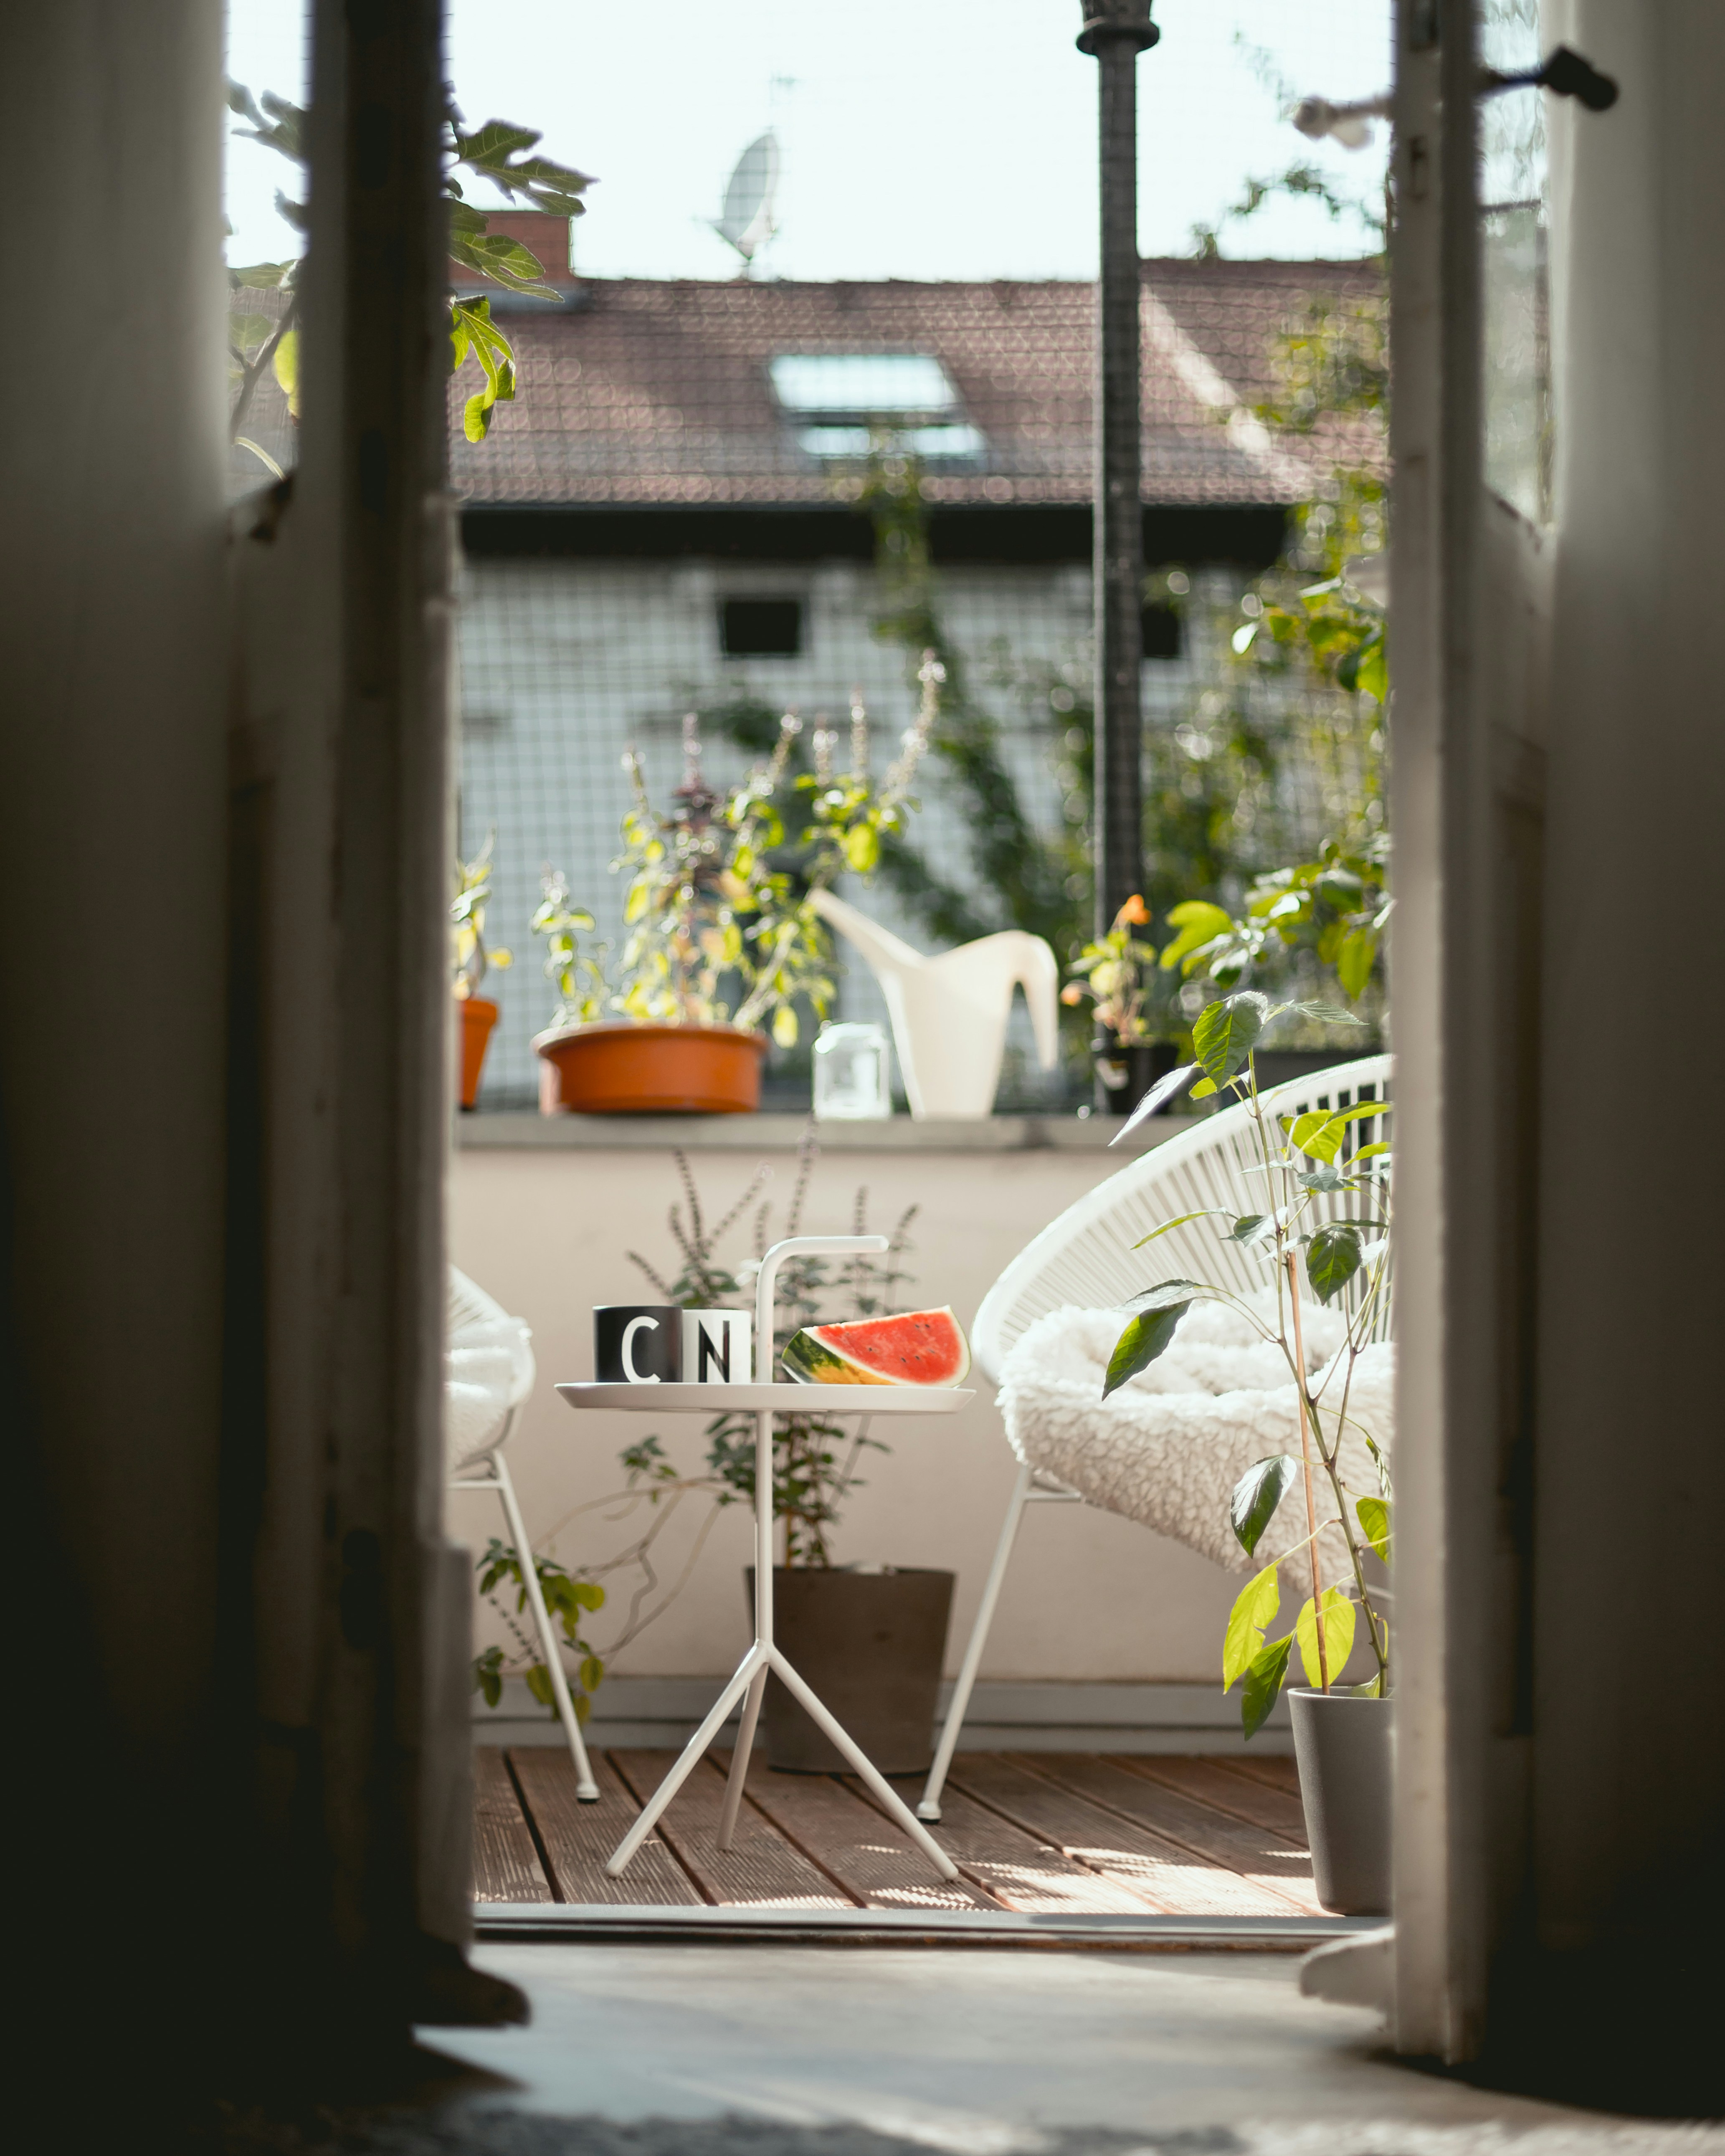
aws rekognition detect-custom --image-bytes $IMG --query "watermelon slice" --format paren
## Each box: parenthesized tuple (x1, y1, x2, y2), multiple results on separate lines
(781, 1307, 970, 1387)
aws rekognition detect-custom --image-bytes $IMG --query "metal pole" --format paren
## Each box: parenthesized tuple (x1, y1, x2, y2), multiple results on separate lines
(1078, 2, 1157, 957)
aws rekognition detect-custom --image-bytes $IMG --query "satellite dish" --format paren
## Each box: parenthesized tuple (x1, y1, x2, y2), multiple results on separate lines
(712, 131, 780, 263)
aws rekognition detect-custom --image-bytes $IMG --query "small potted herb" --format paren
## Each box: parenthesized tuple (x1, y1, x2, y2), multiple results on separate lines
(532, 682, 934, 1115)
(1061, 894, 1175, 1113)
(451, 833, 513, 1109)
(1106, 991, 1393, 1912)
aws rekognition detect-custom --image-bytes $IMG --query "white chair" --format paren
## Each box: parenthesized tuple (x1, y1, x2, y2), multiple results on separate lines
(917, 1054, 1393, 1821)
(446, 1266, 599, 1802)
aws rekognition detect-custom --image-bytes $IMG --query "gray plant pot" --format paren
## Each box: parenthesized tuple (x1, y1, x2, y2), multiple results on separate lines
(1287, 1687, 1393, 1915)
(746, 1565, 954, 1774)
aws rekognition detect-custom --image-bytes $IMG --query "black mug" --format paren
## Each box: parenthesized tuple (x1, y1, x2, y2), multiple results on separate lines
(594, 1305, 682, 1383)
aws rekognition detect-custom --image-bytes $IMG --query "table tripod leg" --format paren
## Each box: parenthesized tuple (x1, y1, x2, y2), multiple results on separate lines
(605, 1643, 766, 1877)
(716, 1667, 767, 1851)
(766, 1646, 959, 1882)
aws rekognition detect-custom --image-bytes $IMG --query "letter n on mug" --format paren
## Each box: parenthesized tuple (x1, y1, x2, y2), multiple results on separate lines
(682, 1308, 752, 1384)
(594, 1306, 682, 1383)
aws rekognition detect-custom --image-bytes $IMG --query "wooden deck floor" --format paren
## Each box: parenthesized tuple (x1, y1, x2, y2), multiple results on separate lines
(475, 1746, 1317, 1917)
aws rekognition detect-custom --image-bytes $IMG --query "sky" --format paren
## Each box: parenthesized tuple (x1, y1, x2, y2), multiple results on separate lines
(225, 0, 1392, 281)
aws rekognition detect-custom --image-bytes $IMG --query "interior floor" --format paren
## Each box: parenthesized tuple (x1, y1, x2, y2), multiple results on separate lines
(268, 1945, 1707, 2155)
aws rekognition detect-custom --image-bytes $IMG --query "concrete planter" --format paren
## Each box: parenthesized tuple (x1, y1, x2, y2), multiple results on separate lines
(1287, 1687, 1392, 1914)
(747, 1565, 954, 1773)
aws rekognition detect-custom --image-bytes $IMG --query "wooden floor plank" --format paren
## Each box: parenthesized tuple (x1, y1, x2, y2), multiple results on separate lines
(885, 1781, 1156, 1914)
(946, 1755, 1303, 1918)
(472, 1747, 551, 1904)
(609, 1749, 854, 1909)
(1014, 1754, 1319, 1915)
(510, 1748, 702, 1906)
(1225, 1754, 1301, 1794)
(1125, 1755, 1310, 1844)
(731, 1757, 999, 1912)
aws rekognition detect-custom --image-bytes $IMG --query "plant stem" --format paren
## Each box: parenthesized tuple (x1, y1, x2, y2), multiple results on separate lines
(229, 297, 298, 443)
(1286, 1248, 1330, 1691)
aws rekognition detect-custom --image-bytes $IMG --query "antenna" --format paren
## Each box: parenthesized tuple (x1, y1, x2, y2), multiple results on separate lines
(711, 131, 780, 266)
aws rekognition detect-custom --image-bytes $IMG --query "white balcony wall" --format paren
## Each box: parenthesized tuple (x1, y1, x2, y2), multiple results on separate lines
(450, 1131, 1244, 1691)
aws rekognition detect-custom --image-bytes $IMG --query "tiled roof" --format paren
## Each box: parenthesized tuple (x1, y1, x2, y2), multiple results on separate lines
(448, 258, 1383, 512)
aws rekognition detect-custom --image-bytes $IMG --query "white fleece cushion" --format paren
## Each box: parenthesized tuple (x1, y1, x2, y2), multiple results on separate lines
(995, 1290, 1392, 1589)
(445, 1317, 534, 1474)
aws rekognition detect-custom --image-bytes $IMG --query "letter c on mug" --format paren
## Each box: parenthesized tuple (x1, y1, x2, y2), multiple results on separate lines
(621, 1314, 661, 1383)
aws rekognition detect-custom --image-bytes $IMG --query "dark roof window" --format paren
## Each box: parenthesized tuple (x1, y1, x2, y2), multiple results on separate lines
(720, 597, 804, 659)
(1142, 602, 1183, 660)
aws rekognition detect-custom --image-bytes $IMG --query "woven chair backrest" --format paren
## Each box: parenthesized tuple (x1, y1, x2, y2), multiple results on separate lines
(972, 1054, 1393, 1384)
(447, 1265, 537, 1413)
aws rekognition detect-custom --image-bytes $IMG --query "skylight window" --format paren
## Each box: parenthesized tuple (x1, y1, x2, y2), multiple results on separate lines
(770, 354, 960, 418)
(798, 424, 985, 462)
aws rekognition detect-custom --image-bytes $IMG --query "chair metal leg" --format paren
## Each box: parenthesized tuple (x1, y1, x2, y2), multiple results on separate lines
(917, 1459, 1034, 1822)
(492, 1453, 600, 1801)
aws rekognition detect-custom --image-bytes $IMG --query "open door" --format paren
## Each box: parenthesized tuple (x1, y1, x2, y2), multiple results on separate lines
(1389, 0, 1725, 2098)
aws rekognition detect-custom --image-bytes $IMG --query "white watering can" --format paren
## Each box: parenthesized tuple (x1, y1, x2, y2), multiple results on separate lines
(812, 891, 1061, 1119)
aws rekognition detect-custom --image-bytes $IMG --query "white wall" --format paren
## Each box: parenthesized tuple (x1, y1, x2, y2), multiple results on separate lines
(450, 1135, 1245, 1685)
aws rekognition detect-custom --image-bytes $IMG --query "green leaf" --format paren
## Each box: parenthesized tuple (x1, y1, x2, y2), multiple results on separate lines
(578, 1655, 605, 1694)
(1298, 1167, 1347, 1193)
(1296, 1587, 1358, 1688)
(1226, 1213, 1269, 1242)
(524, 1663, 556, 1711)
(1131, 1210, 1221, 1249)
(843, 823, 880, 873)
(1289, 1109, 1343, 1162)
(1337, 926, 1377, 1000)
(229, 259, 295, 291)
(1223, 1564, 1280, 1690)
(1282, 1001, 1362, 1027)
(1307, 1221, 1364, 1303)
(1241, 1633, 1295, 1740)
(1158, 901, 1234, 976)
(1356, 638, 1389, 703)
(272, 329, 299, 417)
(1355, 1496, 1392, 1563)
(1191, 992, 1269, 1086)
(572, 1578, 605, 1611)
(1126, 1279, 1208, 1314)
(1230, 1455, 1300, 1558)
(1103, 1288, 1198, 1397)
(1353, 1141, 1391, 1162)
(1189, 1075, 1217, 1098)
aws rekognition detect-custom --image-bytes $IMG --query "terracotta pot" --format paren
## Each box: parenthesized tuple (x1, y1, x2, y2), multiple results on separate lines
(533, 1020, 767, 1115)
(456, 996, 499, 1110)
(745, 1565, 954, 1773)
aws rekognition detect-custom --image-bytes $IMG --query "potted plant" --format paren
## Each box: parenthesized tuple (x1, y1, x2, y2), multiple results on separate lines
(451, 833, 514, 1110)
(1106, 990, 1394, 1912)
(624, 1136, 952, 1772)
(532, 676, 936, 1115)
(1061, 893, 1177, 1113)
